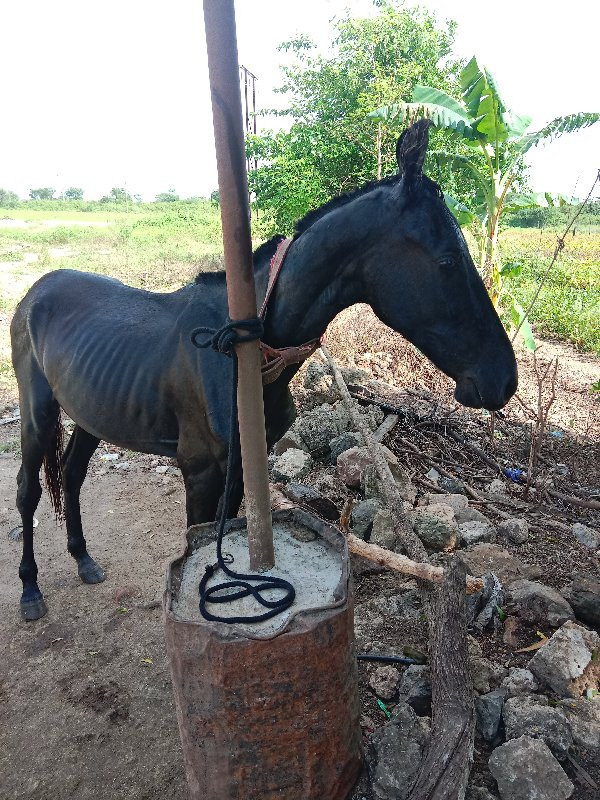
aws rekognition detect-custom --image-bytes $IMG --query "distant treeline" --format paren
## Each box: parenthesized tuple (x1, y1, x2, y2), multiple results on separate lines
(0, 187, 219, 211)
(506, 200, 600, 229)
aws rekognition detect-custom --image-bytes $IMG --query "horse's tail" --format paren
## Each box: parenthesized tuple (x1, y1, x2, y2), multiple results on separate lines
(42, 407, 65, 520)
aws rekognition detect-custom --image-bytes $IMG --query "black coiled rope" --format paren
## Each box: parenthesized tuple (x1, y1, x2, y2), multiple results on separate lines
(190, 317, 296, 624)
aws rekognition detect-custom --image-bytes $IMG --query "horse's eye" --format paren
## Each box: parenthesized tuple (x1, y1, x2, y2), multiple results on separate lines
(439, 256, 456, 268)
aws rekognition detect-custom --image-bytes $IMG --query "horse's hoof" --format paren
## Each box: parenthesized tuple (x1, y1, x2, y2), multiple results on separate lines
(20, 596, 48, 621)
(78, 557, 106, 584)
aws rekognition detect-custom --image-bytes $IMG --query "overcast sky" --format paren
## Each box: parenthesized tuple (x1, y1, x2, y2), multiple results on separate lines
(2, 0, 598, 201)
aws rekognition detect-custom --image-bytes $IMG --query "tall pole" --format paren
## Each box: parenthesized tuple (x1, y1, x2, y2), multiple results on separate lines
(202, 0, 274, 572)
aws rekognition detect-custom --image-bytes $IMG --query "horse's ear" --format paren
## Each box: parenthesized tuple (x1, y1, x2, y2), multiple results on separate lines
(396, 119, 433, 186)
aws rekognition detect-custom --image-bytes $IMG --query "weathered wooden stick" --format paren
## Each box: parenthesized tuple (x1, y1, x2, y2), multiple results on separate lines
(345, 530, 484, 595)
(408, 557, 475, 800)
(320, 345, 429, 566)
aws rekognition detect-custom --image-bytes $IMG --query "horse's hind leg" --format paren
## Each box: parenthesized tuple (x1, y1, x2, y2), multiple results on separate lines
(61, 425, 105, 584)
(16, 383, 60, 621)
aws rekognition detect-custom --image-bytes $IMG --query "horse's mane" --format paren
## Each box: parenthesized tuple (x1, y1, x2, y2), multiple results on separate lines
(194, 173, 442, 282)
(194, 236, 282, 284)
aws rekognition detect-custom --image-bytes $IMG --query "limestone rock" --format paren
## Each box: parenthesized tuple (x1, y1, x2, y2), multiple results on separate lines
(411, 505, 458, 552)
(507, 580, 575, 628)
(271, 449, 313, 483)
(498, 518, 529, 545)
(273, 430, 308, 456)
(572, 522, 600, 550)
(368, 702, 430, 800)
(370, 510, 397, 551)
(557, 696, 600, 751)
(503, 694, 573, 759)
(528, 621, 600, 698)
(293, 404, 342, 457)
(488, 736, 573, 800)
(361, 461, 415, 504)
(471, 657, 508, 694)
(459, 520, 497, 546)
(368, 665, 401, 702)
(501, 668, 540, 698)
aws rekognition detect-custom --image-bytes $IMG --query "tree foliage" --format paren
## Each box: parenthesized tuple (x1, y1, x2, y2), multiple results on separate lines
(247, 0, 465, 234)
(0, 188, 19, 208)
(64, 187, 84, 201)
(29, 187, 56, 201)
(155, 189, 179, 202)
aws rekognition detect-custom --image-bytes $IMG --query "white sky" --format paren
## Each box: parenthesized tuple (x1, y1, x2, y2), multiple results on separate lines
(1, 0, 598, 201)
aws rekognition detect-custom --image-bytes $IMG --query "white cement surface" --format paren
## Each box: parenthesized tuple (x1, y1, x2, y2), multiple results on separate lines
(172, 522, 343, 636)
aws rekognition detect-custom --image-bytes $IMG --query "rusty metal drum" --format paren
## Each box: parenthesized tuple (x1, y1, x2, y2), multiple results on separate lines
(163, 509, 362, 800)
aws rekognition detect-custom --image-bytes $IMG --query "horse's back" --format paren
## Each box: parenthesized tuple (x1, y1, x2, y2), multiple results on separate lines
(11, 270, 191, 454)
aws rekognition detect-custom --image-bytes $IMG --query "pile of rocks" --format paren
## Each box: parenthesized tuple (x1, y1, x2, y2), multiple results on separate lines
(269, 363, 600, 799)
(361, 620, 599, 800)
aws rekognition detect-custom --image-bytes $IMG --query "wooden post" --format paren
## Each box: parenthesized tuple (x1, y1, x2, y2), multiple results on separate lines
(202, 0, 273, 571)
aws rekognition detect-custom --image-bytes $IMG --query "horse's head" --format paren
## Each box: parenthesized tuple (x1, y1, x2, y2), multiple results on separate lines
(364, 120, 517, 411)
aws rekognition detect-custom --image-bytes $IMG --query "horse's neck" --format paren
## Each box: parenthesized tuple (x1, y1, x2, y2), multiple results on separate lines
(261, 228, 363, 348)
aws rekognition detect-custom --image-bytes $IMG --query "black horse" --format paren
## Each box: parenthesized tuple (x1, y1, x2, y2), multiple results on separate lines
(11, 121, 517, 621)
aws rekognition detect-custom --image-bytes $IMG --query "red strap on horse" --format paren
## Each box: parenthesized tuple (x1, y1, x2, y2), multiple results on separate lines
(258, 237, 322, 385)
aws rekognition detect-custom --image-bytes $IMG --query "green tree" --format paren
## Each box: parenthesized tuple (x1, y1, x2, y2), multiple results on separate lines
(0, 188, 19, 208)
(247, 0, 465, 234)
(155, 189, 179, 202)
(29, 187, 56, 200)
(100, 187, 133, 204)
(371, 56, 600, 317)
(64, 187, 84, 201)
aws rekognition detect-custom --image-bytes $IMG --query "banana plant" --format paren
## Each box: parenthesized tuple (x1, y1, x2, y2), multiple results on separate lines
(370, 57, 599, 342)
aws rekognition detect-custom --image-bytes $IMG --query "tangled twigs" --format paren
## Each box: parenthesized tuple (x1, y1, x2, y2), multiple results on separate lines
(523, 354, 558, 496)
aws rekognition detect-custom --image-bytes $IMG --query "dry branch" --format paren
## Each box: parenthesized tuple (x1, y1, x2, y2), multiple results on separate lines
(344, 530, 484, 595)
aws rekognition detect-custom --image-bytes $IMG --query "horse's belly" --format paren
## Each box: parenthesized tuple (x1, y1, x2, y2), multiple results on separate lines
(53, 392, 180, 458)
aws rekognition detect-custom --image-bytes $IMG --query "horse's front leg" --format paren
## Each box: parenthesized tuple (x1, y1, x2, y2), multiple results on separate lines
(177, 450, 226, 527)
(62, 425, 105, 584)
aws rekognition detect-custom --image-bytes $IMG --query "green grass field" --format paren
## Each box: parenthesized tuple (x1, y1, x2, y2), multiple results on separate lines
(0, 200, 598, 398)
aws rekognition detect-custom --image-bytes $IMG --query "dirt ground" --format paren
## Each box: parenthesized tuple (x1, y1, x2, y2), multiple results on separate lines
(1, 306, 599, 800)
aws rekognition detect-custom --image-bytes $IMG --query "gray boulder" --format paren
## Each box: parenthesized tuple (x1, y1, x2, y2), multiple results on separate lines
(488, 736, 573, 800)
(459, 520, 497, 546)
(507, 580, 574, 628)
(398, 665, 432, 717)
(368, 702, 430, 800)
(572, 522, 600, 550)
(567, 572, 600, 628)
(293, 404, 342, 457)
(411, 504, 458, 552)
(501, 668, 540, 698)
(351, 499, 381, 541)
(370, 509, 397, 551)
(528, 621, 600, 698)
(362, 461, 415, 504)
(329, 431, 361, 461)
(368, 665, 401, 702)
(503, 695, 573, 759)
(476, 688, 508, 743)
(458, 544, 543, 586)
(557, 696, 600, 751)
(271, 449, 313, 483)
(498, 518, 529, 545)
